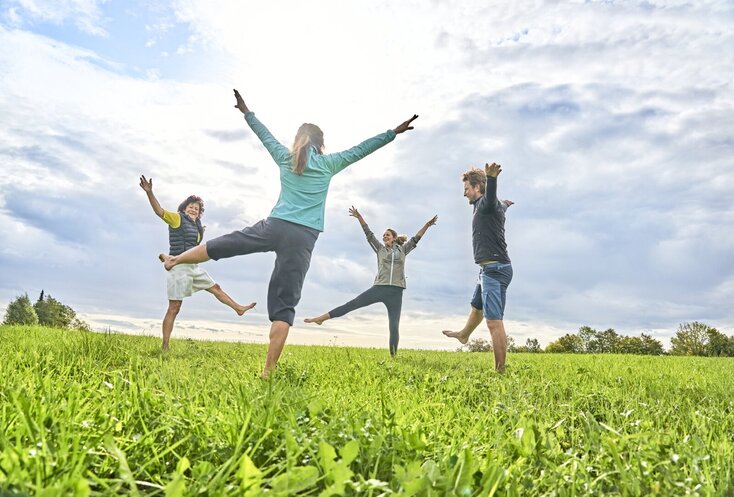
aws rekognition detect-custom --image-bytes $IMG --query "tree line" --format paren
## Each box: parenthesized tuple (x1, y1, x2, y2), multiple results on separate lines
(2, 291, 91, 331)
(461, 322, 734, 357)
(4, 292, 732, 358)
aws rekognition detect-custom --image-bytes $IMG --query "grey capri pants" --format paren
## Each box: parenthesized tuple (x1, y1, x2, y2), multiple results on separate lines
(329, 285, 404, 356)
(206, 217, 319, 326)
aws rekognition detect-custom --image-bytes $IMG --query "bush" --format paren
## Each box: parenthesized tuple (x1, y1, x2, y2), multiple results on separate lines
(3, 293, 39, 325)
(670, 322, 711, 356)
(462, 338, 493, 352)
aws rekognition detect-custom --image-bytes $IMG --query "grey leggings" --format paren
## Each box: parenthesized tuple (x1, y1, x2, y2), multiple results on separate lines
(329, 285, 404, 356)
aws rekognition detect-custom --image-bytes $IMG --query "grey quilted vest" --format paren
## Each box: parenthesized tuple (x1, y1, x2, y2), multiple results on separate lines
(169, 212, 203, 256)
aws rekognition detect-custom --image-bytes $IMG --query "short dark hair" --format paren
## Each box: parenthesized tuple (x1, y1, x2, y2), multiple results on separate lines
(177, 195, 204, 219)
(462, 168, 486, 194)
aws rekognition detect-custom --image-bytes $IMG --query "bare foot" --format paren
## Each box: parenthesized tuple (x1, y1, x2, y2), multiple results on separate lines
(158, 253, 175, 271)
(442, 329, 469, 344)
(236, 302, 256, 316)
(304, 315, 327, 325)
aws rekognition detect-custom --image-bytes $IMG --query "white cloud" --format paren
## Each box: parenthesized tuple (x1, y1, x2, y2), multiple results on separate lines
(4, 0, 110, 36)
(1, 1, 733, 350)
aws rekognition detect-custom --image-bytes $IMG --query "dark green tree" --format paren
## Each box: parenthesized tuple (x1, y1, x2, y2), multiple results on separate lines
(597, 328, 621, 353)
(705, 328, 734, 357)
(617, 336, 643, 354)
(34, 292, 77, 329)
(639, 333, 664, 355)
(3, 293, 39, 325)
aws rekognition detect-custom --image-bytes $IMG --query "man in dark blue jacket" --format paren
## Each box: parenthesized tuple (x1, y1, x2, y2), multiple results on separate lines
(443, 163, 513, 372)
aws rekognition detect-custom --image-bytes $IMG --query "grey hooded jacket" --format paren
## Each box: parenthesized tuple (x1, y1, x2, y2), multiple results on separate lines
(361, 223, 421, 288)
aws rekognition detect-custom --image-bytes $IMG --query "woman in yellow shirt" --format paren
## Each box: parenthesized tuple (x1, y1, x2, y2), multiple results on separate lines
(140, 175, 255, 350)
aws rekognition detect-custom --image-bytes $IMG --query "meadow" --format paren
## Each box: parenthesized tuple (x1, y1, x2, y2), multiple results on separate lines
(0, 325, 732, 496)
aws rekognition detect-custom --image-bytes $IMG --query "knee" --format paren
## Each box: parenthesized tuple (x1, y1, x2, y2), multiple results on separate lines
(167, 301, 182, 315)
(486, 319, 503, 331)
(209, 283, 222, 293)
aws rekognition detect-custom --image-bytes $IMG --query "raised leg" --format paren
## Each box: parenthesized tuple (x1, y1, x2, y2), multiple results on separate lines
(304, 312, 331, 325)
(442, 306, 483, 344)
(205, 283, 256, 315)
(160, 244, 211, 271)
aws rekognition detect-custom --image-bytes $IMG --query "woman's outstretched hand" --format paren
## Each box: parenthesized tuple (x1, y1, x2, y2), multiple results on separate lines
(393, 114, 419, 134)
(139, 175, 153, 193)
(140, 174, 163, 217)
(233, 89, 249, 114)
(415, 214, 437, 238)
(349, 205, 367, 226)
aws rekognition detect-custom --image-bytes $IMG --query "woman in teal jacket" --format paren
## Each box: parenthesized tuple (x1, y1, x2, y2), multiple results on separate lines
(161, 89, 418, 377)
(305, 207, 437, 356)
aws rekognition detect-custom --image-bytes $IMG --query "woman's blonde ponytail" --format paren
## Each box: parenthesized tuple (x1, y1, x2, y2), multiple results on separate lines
(290, 123, 324, 175)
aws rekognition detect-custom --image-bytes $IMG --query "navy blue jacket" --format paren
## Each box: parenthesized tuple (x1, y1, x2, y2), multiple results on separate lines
(471, 176, 510, 264)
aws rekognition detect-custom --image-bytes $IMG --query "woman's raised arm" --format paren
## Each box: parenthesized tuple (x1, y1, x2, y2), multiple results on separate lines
(351, 206, 382, 253)
(404, 215, 437, 255)
(233, 89, 290, 165)
(139, 175, 164, 218)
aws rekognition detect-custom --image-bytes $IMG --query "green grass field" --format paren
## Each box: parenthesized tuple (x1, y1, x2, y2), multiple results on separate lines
(1, 325, 733, 496)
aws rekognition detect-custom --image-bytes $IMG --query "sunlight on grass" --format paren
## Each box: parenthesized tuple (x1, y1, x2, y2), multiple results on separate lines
(1, 325, 733, 495)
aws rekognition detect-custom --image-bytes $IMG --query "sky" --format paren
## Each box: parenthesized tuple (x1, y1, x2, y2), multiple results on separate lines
(1, 0, 733, 351)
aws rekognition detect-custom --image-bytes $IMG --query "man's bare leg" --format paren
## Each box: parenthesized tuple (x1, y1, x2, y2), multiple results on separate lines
(442, 306, 483, 344)
(159, 244, 211, 271)
(487, 319, 507, 372)
(162, 300, 182, 351)
(205, 284, 256, 316)
(304, 312, 331, 325)
(262, 320, 290, 378)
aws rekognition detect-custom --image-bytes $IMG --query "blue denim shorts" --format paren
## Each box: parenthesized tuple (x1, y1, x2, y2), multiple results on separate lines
(470, 262, 513, 320)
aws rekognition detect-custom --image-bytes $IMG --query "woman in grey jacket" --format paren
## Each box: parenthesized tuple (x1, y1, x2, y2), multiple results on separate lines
(305, 206, 437, 356)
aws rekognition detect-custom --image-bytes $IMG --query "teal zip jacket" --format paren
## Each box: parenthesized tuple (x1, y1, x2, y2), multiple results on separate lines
(244, 112, 396, 232)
